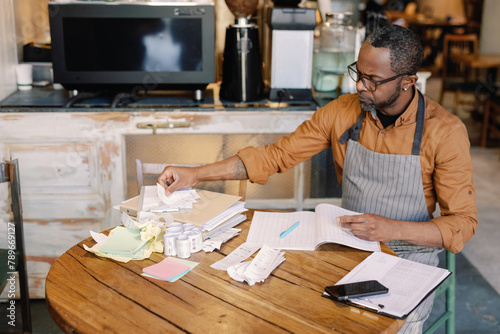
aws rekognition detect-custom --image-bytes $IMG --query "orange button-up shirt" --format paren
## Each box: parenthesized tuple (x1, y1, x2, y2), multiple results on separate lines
(237, 92, 477, 253)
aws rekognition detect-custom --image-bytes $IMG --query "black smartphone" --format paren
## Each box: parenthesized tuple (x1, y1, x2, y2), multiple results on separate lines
(325, 280, 388, 301)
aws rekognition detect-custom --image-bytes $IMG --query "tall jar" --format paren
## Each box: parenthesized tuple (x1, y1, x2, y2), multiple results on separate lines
(312, 12, 356, 92)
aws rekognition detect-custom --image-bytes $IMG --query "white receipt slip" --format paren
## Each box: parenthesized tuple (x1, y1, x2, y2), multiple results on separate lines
(227, 244, 285, 286)
(210, 242, 261, 271)
(203, 228, 241, 253)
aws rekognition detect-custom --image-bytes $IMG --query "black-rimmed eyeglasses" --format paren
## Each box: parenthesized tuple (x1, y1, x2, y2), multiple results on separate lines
(347, 62, 413, 92)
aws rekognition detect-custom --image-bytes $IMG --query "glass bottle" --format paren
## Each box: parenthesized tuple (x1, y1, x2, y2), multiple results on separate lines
(312, 12, 356, 93)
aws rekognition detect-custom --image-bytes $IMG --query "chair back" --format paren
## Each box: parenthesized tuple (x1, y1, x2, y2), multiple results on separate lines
(136, 159, 247, 200)
(0, 160, 32, 333)
(441, 34, 479, 82)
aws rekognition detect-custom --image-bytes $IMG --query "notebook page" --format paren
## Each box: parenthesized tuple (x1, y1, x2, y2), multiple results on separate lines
(315, 204, 381, 252)
(246, 211, 317, 250)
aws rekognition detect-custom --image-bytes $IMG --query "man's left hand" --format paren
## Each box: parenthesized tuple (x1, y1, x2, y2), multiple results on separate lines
(337, 214, 398, 242)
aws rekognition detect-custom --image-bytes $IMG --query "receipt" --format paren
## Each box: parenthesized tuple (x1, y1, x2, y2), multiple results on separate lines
(203, 228, 240, 252)
(156, 183, 200, 207)
(226, 244, 286, 286)
(243, 245, 285, 284)
(210, 242, 261, 271)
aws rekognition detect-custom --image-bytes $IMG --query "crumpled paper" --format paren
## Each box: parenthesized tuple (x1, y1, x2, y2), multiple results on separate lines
(84, 212, 175, 261)
(83, 228, 153, 263)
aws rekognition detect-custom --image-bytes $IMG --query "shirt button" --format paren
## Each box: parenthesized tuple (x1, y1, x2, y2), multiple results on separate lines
(381, 130, 385, 134)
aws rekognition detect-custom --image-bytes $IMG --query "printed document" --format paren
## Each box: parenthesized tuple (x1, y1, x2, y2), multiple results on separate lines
(328, 251, 451, 319)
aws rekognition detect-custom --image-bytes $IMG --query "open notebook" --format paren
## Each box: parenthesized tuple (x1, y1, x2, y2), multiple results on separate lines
(246, 203, 380, 252)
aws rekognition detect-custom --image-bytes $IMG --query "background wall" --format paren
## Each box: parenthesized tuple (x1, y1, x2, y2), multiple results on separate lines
(416, 0, 465, 20)
(13, 0, 51, 62)
(0, 0, 17, 101)
(479, 0, 500, 54)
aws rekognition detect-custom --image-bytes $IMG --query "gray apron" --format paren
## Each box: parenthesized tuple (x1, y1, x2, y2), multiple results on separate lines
(339, 91, 441, 334)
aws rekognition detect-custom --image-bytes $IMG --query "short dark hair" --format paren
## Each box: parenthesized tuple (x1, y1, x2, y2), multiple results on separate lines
(368, 25, 423, 75)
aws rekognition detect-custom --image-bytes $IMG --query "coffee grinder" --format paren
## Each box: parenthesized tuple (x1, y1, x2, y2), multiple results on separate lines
(269, 1, 317, 101)
(219, 0, 265, 102)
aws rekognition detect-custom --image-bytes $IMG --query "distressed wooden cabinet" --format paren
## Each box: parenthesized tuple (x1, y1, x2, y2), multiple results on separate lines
(0, 109, 317, 297)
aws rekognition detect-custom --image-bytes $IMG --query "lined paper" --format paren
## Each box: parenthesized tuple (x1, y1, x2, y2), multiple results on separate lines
(246, 204, 380, 252)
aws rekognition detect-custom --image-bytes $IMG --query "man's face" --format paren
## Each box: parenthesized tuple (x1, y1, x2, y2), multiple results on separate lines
(355, 42, 404, 116)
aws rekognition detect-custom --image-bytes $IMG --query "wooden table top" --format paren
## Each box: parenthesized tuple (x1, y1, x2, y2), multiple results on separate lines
(45, 210, 404, 334)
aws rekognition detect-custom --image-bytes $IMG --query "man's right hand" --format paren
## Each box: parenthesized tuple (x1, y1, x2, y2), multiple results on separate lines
(156, 156, 249, 197)
(157, 166, 200, 197)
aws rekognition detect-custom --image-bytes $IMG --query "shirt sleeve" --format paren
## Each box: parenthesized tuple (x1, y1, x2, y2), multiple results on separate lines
(430, 120, 478, 253)
(236, 106, 334, 185)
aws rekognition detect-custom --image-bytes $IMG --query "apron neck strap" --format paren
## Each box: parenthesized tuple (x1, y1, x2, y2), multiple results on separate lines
(339, 110, 366, 145)
(412, 91, 426, 156)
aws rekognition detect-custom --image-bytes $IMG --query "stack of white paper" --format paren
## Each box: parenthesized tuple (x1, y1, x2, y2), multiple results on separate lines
(201, 201, 247, 231)
(205, 214, 247, 239)
(226, 244, 285, 286)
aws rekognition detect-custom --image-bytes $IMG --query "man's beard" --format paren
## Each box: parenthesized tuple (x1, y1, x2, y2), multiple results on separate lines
(359, 80, 402, 114)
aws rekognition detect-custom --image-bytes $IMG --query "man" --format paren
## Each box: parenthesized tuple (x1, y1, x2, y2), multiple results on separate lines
(158, 25, 477, 333)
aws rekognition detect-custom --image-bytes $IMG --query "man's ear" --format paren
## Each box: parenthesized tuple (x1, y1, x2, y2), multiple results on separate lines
(402, 74, 418, 91)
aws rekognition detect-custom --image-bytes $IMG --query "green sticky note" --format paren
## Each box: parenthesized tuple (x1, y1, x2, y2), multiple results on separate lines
(100, 226, 147, 256)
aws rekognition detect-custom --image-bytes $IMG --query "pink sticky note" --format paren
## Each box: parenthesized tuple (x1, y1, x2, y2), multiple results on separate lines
(143, 258, 191, 281)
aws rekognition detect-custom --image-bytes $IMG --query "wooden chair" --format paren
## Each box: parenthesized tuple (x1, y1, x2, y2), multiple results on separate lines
(424, 251, 456, 334)
(439, 34, 479, 114)
(0, 159, 32, 333)
(480, 94, 500, 148)
(135, 159, 247, 200)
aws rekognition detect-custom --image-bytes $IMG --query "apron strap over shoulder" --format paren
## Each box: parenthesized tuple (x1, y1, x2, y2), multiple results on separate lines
(339, 110, 366, 145)
(412, 91, 426, 156)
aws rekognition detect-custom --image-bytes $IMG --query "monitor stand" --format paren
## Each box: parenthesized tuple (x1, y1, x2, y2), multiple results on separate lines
(64, 91, 101, 108)
(64, 91, 141, 108)
(63, 89, 208, 108)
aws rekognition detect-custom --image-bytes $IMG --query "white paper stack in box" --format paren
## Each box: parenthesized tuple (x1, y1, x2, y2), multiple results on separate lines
(135, 185, 247, 232)
(201, 201, 247, 231)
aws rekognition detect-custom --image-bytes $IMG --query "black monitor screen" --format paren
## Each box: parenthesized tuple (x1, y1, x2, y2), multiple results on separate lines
(62, 17, 202, 72)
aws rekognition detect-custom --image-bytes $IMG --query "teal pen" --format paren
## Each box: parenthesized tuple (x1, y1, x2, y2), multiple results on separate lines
(280, 221, 300, 238)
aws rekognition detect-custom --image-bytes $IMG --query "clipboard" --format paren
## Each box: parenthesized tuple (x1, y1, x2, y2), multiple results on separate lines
(322, 270, 451, 319)
(321, 252, 452, 320)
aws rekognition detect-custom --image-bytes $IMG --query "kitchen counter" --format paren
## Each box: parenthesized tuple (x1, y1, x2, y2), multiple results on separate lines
(0, 84, 320, 112)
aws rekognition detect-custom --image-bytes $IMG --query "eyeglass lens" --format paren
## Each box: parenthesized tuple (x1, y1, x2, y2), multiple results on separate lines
(348, 64, 377, 92)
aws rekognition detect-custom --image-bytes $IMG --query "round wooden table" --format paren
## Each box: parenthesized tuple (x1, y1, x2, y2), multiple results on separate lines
(46, 210, 404, 333)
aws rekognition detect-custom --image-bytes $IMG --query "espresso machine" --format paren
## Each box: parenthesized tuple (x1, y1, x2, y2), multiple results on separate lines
(268, 0, 316, 101)
(219, 0, 265, 102)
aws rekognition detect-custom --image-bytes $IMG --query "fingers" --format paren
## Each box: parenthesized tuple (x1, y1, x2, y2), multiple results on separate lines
(157, 166, 198, 196)
(338, 215, 366, 229)
(164, 179, 184, 196)
(157, 168, 176, 196)
(337, 214, 369, 223)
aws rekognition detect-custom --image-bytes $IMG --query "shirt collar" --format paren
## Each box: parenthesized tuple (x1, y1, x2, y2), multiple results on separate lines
(395, 88, 419, 126)
(367, 89, 420, 126)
